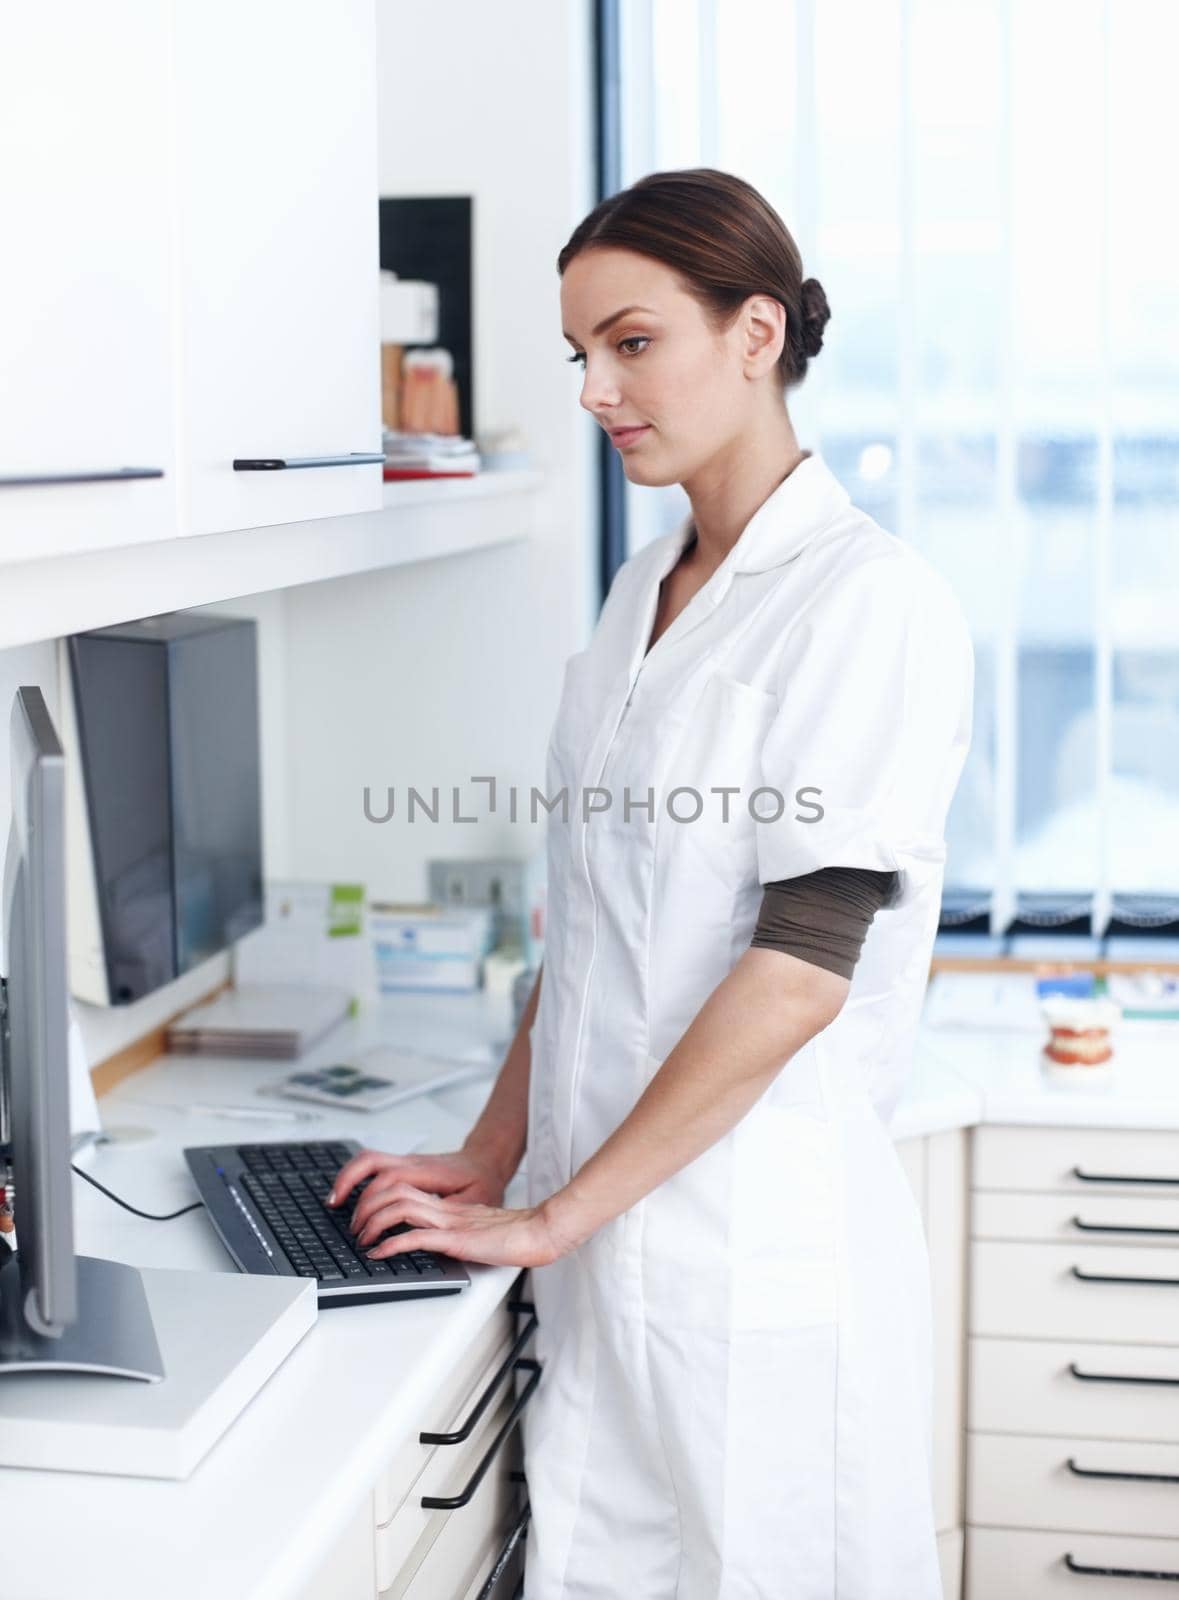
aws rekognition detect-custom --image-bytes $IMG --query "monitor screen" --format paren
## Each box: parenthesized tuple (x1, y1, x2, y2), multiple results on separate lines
(1, 686, 75, 1338)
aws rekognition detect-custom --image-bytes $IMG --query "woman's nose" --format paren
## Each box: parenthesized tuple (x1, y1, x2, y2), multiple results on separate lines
(578, 362, 621, 415)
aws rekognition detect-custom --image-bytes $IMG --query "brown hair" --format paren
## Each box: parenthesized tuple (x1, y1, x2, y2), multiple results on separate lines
(557, 167, 830, 391)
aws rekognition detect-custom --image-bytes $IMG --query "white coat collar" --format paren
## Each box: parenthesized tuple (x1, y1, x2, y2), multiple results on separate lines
(657, 449, 850, 581)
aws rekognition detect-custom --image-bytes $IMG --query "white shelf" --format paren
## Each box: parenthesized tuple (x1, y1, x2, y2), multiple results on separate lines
(380, 467, 540, 509)
(0, 469, 543, 650)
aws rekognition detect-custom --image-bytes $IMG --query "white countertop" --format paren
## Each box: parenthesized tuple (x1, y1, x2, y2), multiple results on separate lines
(1, 1000, 526, 1600)
(4, 979, 1179, 1598)
(915, 1015, 1179, 1132)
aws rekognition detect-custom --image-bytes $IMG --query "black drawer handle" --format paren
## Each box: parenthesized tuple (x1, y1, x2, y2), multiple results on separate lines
(1071, 1265, 1179, 1287)
(1072, 1216, 1179, 1236)
(421, 1357, 541, 1511)
(1067, 1457, 1179, 1485)
(232, 452, 384, 471)
(1069, 1362, 1179, 1387)
(1073, 1166, 1179, 1187)
(0, 466, 164, 487)
(420, 1310, 538, 1446)
(1063, 1551, 1179, 1581)
(472, 1497, 532, 1600)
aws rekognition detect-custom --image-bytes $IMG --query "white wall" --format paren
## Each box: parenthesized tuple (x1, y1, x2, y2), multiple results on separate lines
(0, 0, 597, 1068)
(279, 0, 598, 900)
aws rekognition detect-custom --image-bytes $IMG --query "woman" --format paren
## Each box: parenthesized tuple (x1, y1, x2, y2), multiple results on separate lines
(329, 169, 974, 1598)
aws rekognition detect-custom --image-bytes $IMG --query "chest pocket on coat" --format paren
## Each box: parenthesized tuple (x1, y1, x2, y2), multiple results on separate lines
(660, 670, 779, 860)
(547, 649, 617, 794)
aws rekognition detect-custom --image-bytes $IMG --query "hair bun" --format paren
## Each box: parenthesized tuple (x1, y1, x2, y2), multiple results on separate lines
(799, 277, 830, 359)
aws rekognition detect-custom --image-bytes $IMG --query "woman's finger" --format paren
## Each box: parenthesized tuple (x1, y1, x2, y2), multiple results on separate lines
(367, 1227, 461, 1261)
(350, 1179, 452, 1234)
(327, 1148, 403, 1205)
(354, 1194, 457, 1246)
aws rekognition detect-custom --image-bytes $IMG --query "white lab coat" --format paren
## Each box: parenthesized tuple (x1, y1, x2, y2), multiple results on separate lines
(521, 452, 974, 1599)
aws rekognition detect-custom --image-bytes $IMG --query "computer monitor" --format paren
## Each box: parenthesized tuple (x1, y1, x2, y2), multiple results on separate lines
(0, 686, 162, 1379)
(1, 686, 74, 1336)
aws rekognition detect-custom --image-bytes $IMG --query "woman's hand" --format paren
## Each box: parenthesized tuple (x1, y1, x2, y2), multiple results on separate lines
(328, 1145, 509, 1214)
(347, 1183, 577, 1269)
(326, 1145, 582, 1268)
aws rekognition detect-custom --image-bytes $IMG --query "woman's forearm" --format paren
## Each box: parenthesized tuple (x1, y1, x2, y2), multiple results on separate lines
(461, 962, 542, 1185)
(541, 949, 848, 1247)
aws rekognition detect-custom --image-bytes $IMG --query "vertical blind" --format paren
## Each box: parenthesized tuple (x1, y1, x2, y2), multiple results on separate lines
(603, 0, 1179, 940)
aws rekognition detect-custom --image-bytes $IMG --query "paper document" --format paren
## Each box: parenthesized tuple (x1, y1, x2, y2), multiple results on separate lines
(166, 983, 353, 1058)
(923, 972, 1046, 1032)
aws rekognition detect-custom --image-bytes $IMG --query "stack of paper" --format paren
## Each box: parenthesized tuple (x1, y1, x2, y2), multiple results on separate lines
(166, 984, 352, 1059)
(381, 428, 480, 479)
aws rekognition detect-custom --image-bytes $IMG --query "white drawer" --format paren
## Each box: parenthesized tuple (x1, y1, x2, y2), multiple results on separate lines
(970, 1337, 1179, 1441)
(966, 1526, 1179, 1598)
(968, 1432, 1179, 1539)
(970, 1241, 1179, 1344)
(394, 1441, 526, 1600)
(973, 1189, 1179, 1247)
(377, 1377, 528, 1597)
(374, 1293, 532, 1530)
(459, 1495, 530, 1600)
(972, 1126, 1179, 1194)
(937, 1526, 963, 1600)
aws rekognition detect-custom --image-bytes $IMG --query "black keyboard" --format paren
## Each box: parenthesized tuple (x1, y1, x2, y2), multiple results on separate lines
(183, 1137, 470, 1306)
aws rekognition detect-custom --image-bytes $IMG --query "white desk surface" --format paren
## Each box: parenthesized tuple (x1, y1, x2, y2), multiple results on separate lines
(1, 994, 526, 1600)
(4, 983, 1179, 1599)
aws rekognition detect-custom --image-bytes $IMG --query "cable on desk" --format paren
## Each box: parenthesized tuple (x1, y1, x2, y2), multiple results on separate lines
(71, 1163, 204, 1221)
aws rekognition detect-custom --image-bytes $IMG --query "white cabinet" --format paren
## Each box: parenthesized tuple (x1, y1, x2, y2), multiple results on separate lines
(964, 1124, 1179, 1598)
(896, 1127, 968, 1600)
(0, 0, 382, 572)
(291, 1278, 533, 1600)
(372, 1280, 534, 1599)
(173, 0, 383, 536)
(0, 2, 177, 563)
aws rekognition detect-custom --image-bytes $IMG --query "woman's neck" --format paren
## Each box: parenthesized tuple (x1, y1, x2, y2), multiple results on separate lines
(681, 416, 808, 574)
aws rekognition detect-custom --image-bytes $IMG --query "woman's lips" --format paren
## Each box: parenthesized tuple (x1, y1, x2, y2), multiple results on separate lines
(610, 425, 651, 448)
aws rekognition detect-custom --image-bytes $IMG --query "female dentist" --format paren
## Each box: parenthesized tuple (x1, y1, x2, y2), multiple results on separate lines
(330, 168, 974, 1599)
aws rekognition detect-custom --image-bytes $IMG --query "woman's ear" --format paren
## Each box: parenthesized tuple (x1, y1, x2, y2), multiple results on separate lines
(741, 294, 787, 379)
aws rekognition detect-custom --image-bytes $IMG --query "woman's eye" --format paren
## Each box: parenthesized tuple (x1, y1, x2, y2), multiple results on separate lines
(564, 336, 650, 367)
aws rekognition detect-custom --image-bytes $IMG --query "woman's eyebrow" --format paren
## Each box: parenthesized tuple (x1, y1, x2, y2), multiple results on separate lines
(563, 304, 658, 343)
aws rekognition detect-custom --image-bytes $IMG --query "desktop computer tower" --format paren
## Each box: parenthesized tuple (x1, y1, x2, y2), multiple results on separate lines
(59, 613, 263, 1006)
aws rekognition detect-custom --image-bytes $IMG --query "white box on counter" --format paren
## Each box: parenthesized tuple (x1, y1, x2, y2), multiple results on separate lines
(369, 901, 495, 993)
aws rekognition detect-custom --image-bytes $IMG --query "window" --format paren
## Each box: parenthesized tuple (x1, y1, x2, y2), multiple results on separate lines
(607, 0, 1179, 942)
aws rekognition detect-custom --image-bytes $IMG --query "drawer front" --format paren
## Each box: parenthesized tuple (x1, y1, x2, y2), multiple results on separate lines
(392, 1433, 525, 1600)
(970, 1338, 1179, 1441)
(970, 1241, 1179, 1344)
(460, 1495, 529, 1600)
(974, 1189, 1179, 1247)
(966, 1527, 1179, 1598)
(969, 1432, 1179, 1538)
(374, 1295, 530, 1530)
(973, 1126, 1179, 1195)
(378, 1381, 525, 1596)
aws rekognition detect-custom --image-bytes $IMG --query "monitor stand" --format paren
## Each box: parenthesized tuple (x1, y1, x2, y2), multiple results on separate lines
(0, 1250, 164, 1380)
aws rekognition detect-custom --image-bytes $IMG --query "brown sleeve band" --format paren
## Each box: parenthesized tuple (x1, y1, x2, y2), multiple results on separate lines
(749, 865, 900, 979)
